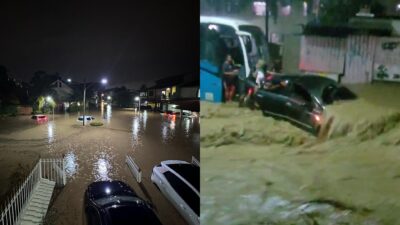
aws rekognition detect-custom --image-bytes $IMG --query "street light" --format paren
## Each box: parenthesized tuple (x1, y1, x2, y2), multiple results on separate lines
(107, 96, 111, 100)
(135, 96, 140, 111)
(101, 78, 108, 84)
(67, 78, 71, 83)
(46, 96, 54, 121)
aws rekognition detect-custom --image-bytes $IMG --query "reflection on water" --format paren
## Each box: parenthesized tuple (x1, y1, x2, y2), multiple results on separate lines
(93, 153, 113, 181)
(161, 116, 176, 143)
(142, 110, 147, 130)
(47, 121, 55, 143)
(132, 116, 140, 147)
(106, 105, 112, 124)
(64, 151, 78, 178)
(183, 118, 193, 137)
(130, 112, 149, 148)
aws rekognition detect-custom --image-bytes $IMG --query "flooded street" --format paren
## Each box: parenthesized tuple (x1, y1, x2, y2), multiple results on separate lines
(0, 107, 199, 225)
(201, 84, 400, 225)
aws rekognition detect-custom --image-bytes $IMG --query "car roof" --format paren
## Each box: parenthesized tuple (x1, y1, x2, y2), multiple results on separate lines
(200, 16, 253, 31)
(277, 74, 339, 101)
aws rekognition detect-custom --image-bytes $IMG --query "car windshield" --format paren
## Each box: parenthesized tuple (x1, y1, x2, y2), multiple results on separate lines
(94, 196, 140, 206)
(322, 85, 357, 105)
(106, 205, 162, 225)
(168, 164, 200, 192)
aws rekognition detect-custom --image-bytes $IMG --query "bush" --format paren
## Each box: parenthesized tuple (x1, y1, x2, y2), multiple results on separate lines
(0, 105, 17, 116)
(67, 103, 81, 113)
(90, 121, 103, 126)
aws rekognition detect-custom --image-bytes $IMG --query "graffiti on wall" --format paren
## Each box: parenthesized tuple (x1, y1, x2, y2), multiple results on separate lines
(374, 38, 400, 82)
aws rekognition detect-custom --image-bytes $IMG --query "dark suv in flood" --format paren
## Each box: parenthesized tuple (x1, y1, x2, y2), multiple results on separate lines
(84, 181, 162, 225)
(255, 75, 357, 134)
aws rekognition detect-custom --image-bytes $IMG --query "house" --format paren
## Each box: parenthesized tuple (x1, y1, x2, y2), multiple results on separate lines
(144, 73, 199, 112)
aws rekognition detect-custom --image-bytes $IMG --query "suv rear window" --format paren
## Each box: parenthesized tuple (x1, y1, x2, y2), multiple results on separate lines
(322, 85, 357, 104)
(164, 171, 199, 216)
(168, 164, 200, 192)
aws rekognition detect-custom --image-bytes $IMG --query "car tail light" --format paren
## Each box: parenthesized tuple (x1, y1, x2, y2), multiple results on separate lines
(313, 114, 321, 123)
(247, 88, 254, 95)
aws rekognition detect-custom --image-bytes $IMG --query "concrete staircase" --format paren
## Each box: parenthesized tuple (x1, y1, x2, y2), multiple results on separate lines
(19, 179, 55, 225)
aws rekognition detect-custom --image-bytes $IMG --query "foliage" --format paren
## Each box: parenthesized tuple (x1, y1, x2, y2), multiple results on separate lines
(376, 65, 389, 80)
(317, 0, 386, 25)
(90, 121, 104, 126)
(113, 86, 132, 107)
(67, 103, 81, 113)
(0, 105, 17, 116)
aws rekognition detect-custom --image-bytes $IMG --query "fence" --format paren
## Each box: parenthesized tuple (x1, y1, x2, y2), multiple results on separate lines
(0, 158, 65, 225)
(126, 156, 142, 183)
(192, 156, 200, 167)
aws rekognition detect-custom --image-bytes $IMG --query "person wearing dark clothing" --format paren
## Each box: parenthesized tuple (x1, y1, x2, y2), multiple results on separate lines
(222, 54, 239, 102)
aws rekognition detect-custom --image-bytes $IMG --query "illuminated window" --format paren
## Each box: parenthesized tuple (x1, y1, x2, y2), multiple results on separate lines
(172, 86, 176, 95)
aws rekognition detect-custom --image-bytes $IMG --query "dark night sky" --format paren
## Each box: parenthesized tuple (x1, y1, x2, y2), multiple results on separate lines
(0, 1, 198, 88)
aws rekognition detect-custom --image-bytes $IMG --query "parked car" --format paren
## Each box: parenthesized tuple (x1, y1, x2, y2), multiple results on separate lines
(84, 180, 163, 225)
(140, 105, 152, 111)
(78, 115, 95, 122)
(254, 75, 357, 134)
(31, 114, 48, 123)
(151, 160, 199, 225)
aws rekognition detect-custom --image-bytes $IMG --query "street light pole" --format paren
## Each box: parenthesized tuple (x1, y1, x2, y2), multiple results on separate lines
(83, 81, 86, 126)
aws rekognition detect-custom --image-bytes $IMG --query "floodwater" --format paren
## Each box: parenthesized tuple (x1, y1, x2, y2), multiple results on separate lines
(0, 106, 199, 225)
(201, 84, 400, 225)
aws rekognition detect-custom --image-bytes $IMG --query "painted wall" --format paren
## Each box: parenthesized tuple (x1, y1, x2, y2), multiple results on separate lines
(299, 35, 347, 74)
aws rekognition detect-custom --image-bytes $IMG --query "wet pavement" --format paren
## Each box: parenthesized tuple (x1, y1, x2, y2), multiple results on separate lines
(0, 106, 199, 225)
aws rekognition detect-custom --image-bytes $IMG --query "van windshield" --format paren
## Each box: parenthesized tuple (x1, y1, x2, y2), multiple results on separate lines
(238, 25, 268, 69)
(200, 23, 245, 73)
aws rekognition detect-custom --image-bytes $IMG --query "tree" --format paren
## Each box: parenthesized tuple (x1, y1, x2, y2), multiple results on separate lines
(317, 0, 385, 25)
(139, 84, 147, 91)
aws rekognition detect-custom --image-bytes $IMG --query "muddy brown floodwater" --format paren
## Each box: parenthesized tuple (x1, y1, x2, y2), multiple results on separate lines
(201, 83, 400, 225)
(0, 107, 199, 225)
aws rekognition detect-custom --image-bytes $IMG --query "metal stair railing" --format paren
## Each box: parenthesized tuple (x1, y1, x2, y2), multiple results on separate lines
(0, 158, 66, 225)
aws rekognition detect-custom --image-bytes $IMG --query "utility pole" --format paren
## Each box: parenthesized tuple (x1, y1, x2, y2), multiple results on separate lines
(265, 0, 269, 42)
(83, 80, 86, 126)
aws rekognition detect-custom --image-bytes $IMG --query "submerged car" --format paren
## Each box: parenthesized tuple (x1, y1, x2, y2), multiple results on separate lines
(77, 115, 95, 122)
(151, 160, 200, 225)
(254, 75, 357, 134)
(84, 180, 162, 225)
(31, 114, 48, 123)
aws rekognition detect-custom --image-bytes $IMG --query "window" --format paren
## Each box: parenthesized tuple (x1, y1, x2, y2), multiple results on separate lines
(292, 84, 312, 104)
(172, 86, 176, 95)
(322, 85, 357, 105)
(168, 164, 200, 192)
(86, 206, 101, 225)
(164, 171, 199, 216)
(107, 205, 162, 225)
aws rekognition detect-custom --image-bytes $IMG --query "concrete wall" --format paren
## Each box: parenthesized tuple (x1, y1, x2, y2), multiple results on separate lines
(282, 35, 301, 74)
(17, 106, 33, 115)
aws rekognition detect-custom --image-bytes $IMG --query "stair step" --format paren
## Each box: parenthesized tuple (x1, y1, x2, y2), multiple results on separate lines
(20, 214, 42, 223)
(18, 178, 55, 224)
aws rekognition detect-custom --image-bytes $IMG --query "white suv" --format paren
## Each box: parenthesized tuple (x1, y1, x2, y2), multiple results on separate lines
(151, 160, 199, 225)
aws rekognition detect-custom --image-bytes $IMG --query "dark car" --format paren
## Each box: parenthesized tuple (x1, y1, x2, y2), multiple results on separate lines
(254, 75, 357, 134)
(84, 181, 163, 225)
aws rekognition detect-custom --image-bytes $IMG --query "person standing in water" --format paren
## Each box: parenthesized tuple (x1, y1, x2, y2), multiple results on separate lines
(222, 54, 239, 102)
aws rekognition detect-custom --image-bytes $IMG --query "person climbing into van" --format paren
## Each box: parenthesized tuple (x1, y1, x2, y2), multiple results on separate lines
(222, 54, 239, 102)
